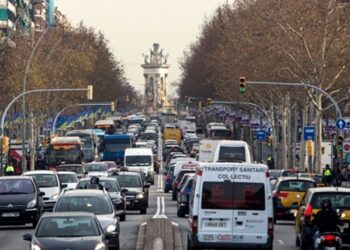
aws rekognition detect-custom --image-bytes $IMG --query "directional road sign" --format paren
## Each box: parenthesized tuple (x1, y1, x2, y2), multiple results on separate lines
(336, 118, 346, 130)
(303, 126, 315, 141)
(256, 130, 266, 141)
(267, 127, 272, 134)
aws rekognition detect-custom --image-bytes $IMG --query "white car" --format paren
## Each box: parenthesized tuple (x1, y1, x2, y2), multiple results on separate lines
(23, 170, 65, 211)
(56, 171, 78, 190)
(85, 162, 109, 177)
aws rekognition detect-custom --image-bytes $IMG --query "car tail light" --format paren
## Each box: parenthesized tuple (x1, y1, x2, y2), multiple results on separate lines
(265, 171, 270, 178)
(268, 218, 274, 237)
(274, 192, 289, 198)
(321, 234, 336, 241)
(304, 204, 313, 217)
(190, 216, 198, 233)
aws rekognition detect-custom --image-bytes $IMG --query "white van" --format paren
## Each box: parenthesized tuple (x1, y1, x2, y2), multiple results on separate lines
(124, 148, 155, 184)
(213, 140, 253, 163)
(187, 163, 273, 250)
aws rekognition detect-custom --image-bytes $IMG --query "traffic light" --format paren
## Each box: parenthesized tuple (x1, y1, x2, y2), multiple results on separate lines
(338, 135, 344, 153)
(1, 136, 9, 153)
(207, 98, 212, 107)
(43, 137, 51, 147)
(198, 101, 204, 109)
(111, 101, 115, 112)
(186, 96, 192, 104)
(266, 135, 272, 146)
(239, 76, 246, 94)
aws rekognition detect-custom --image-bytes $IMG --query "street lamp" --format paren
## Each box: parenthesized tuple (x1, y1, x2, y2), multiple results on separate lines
(0, 86, 93, 174)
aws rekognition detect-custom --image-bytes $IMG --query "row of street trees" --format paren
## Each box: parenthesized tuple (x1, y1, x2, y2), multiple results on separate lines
(179, 0, 350, 171)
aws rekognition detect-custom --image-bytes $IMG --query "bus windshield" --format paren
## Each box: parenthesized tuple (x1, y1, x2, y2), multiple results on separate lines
(47, 145, 82, 165)
(103, 140, 130, 152)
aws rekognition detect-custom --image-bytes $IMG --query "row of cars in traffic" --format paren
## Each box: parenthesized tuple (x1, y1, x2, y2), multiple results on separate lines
(160, 121, 350, 250)
(0, 115, 163, 250)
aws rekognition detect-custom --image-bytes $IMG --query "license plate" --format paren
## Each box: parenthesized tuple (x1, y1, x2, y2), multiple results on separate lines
(2, 212, 19, 217)
(204, 221, 227, 227)
(324, 247, 335, 250)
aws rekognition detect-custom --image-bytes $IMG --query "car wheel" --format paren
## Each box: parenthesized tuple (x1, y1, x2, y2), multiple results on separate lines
(300, 232, 310, 250)
(295, 235, 300, 247)
(31, 219, 38, 229)
(140, 208, 147, 214)
(178, 207, 185, 218)
(164, 187, 169, 193)
(187, 236, 200, 250)
(119, 212, 126, 222)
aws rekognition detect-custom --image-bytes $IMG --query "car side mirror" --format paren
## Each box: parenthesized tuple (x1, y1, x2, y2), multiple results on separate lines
(22, 233, 32, 241)
(84, 171, 88, 175)
(144, 183, 150, 189)
(39, 191, 45, 196)
(121, 188, 128, 194)
(60, 184, 68, 189)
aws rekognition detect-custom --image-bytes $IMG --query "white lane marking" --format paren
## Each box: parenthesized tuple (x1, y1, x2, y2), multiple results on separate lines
(152, 196, 168, 219)
(152, 196, 161, 218)
(158, 196, 168, 219)
(278, 239, 285, 245)
(159, 174, 163, 189)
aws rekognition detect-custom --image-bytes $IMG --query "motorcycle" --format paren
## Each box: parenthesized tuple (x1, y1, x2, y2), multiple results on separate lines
(314, 232, 342, 250)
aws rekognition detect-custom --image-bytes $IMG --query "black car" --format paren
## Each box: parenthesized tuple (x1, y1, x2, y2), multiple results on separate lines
(0, 176, 45, 228)
(53, 189, 120, 250)
(77, 177, 127, 221)
(23, 212, 107, 250)
(110, 171, 149, 214)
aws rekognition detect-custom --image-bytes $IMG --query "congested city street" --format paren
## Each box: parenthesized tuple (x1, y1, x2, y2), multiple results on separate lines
(1, 1, 350, 250)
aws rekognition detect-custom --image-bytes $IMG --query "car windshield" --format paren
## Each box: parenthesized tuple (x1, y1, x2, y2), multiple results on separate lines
(311, 192, 350, 209)
(218, 146, 245, 162)
(36, 216, 100, 237)
(114, 175, 141, 188)
(0, 179, 35, 194)
(77, 180, 120, 192)
(279, 180, 316, 192)
(269, 170, 281, 179)
(125, 156, 152, 166)
(57, 166, 84, 174)
(55, 195, 113, 215)
(104, 142, 130, 152)
(202, 182, 265, 210)
(86, 164, 108, 172)
(58, 174, 78, 183)
(30, 174, 58, 188)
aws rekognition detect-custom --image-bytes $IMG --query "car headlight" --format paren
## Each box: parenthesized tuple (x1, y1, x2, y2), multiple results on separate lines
(106, 224, 117, 233)
(27, 199, 37, 208)
(31, 244, 41, 250)
(94, 243, 105, 250)
(136, 193, 144, 199)
(100, 153, 104, 158)
(50, 194, 58, 200)
(112, 198, 123, 204)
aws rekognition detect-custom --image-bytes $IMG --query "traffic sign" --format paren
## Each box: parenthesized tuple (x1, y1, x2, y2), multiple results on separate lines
(343, 142, 350, 153)
(336, 118, 346, 130)
(256, 130, 266, 141)
(303, 127, 315, 141)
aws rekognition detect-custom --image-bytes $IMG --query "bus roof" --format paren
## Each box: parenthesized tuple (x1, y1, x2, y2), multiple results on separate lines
(95, 120, 114, 126)
(103, 134, 131, 141)
(51, 136, 81, 144)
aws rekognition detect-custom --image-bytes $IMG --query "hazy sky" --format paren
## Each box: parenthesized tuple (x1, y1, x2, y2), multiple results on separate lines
(55, 0, 230, 96)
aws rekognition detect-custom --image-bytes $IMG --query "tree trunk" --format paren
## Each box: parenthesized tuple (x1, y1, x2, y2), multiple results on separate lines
(314, 94, 323, 173)
(280, 101, 288, 169)
(300, 105, 308, 171)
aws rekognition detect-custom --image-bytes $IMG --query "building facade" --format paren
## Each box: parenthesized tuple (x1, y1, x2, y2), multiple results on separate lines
(0, 0, 17, 36)
(141, 43, 170, 114)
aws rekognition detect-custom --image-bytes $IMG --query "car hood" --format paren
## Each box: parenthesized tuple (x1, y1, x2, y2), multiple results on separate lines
(0, 193, 34, 206)
(124, 187, 143, 194)
(86, 172, 109, 178)
(63, 183, 77, 189)
(34, 236, 103, 250)
(108, 192, 122, 199)
(96, 213, 117, 229)
(39, 187, 59, 199)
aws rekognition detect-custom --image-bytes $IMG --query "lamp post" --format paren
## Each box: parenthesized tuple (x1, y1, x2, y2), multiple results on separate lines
(0, 86, 93, 174)
(52, 103, 112, 135)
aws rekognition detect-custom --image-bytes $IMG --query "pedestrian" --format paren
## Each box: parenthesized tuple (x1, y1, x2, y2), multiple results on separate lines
(4, 162, 15, 176)
(340, 166, 349, 185)
(267, 155, 275, 169)
(323, 164, 333, 186)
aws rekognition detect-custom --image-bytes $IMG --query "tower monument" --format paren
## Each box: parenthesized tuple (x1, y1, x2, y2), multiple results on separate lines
(142, 43, 170, 114)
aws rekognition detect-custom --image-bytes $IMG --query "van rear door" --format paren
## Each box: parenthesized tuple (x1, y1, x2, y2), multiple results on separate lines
(231, 182, 268, 244)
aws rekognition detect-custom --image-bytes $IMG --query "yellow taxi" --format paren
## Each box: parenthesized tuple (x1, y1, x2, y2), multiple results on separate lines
(272, 177, 316, 223)
(295, 187, 350, 249)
